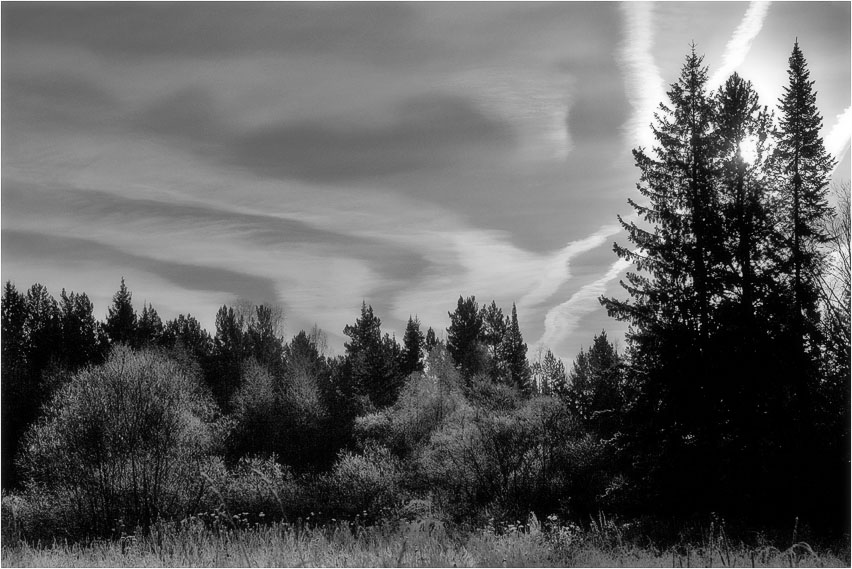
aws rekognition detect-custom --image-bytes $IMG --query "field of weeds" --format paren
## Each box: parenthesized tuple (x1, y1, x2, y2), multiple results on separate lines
(3, 514, 848, 568)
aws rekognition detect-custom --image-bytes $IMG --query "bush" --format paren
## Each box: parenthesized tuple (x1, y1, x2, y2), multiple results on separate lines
(17, 345, 227, 536)
(198, 456, 300, 524)
(321, 444, 404, 518)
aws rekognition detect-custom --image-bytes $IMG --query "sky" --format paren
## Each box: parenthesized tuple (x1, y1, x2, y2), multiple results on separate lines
(2, 2, 850, 364)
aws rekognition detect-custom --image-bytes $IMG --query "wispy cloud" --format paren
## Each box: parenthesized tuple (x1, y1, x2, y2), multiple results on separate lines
(709, 1, 772, 87)
(826, 106, 852, 168)
(536, 257, 631, 356)
(518, 222, 623, 310)
(617, 1, 665, 151)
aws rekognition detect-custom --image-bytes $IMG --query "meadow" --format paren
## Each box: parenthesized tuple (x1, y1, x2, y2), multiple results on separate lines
(3, 513, 849, 568)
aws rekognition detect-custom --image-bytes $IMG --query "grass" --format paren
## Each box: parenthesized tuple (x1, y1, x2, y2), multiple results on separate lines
(2, 515, 849, 568)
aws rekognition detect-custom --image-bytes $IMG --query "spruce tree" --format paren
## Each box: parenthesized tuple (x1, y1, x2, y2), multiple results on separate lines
(501, 303, 530, 393)
(161, 313, 212, 359)
(246, 304, 286, 376)
(401, 316, 425, 376)
(774, 40, 834, 361)
(59, 289, 103, 369)
(446, 295, 484, 379)
(1, 282, 29, 487)
(531, 348, 567, 396)
(104, 277, 137, 345)
(772, 40, 838, 523)
(137, 302, 164, 347)
(424, 327, 439, 351)
(210, 305, 248, 410)
(600, 47, 725, 514)
(480, 301, 507, 380)
(343, 302, 399, 408)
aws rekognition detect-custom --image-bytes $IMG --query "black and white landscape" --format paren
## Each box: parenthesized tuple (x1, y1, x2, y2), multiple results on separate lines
(2, 2, 850, 566)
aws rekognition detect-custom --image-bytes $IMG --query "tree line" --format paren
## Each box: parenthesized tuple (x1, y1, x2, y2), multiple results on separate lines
(1, 41, 849, 540)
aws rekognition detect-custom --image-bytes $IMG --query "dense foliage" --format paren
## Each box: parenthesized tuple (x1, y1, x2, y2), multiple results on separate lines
(1, 42, 848, 546)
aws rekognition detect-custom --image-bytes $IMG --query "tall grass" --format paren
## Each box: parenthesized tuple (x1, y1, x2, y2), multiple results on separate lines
(3, 514, 848, 568)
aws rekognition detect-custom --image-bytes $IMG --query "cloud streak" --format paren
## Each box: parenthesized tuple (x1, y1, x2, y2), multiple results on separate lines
(617, 1, 665, 151)
(826, 106, 852, 168)
(536, 257, 631, 355)
(709, 1, 771, 87)
(518, 222, 623, 310)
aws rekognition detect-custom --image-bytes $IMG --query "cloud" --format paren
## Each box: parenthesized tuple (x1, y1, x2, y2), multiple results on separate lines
(2, 228, 281, 303)
(617, 2, 666, 151)
(134, 88, 515, 184)
(518, 221, 624, 310)
(709, 1, 771, 88)
(536, 258, 631, 353)
(2, 3, 416, 63)
(826, 106, 852, 167)
(231, 94, 515, 183)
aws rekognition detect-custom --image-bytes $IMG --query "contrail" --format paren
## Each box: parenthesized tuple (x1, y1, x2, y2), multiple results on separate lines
(710, 1, 772, 87)
(537, 257, 631, 352)
(518, 221, 623, 310)
(617, 2, 666, 151)
(826, 106, 852, 170)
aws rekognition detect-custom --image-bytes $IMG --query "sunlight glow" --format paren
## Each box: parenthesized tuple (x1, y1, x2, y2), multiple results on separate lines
(739, 134, 760, 166)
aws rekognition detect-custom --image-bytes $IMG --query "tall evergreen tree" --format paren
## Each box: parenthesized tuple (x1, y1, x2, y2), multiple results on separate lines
(567, 332, 623, 438)
(59, 289, 104, 369)
(161, 313, 212, 359)
(501, 303, 530, 393)
(137, 302, 164, 347)
(2, 283, 62, 488)
(530, 348, 567, 396)
(2, 282, 29, 488)
(104, 277, 137, 345)
(601, 47, 727, 516)
(772, 40, 839, 525)
(2, 282, 28, 375)
(246, 304, 286, 376)
(446, 295, 484, 379)
(424, 327, 439, 351)
(401, 316, 425, 376)
(480, 301, 507, 379)
(285, 330, 328, 380)
(773, 40, 834, 411)
(210, 305, 248, 410)
(343, 302, 400, 408)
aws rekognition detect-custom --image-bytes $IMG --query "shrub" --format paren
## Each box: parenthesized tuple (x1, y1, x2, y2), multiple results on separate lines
(322, 444, 404, 518)
(198, 455, 300, 524)
(17, 345, 226, 536)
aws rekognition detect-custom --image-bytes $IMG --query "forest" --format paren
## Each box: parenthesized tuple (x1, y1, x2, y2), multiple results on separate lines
(1, 42, 850, 566)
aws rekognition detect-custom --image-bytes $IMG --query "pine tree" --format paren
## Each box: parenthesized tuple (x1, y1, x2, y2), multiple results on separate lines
(104, 277, 137, 345)
(2, 282, 28, 374)
(59, 289, 103, 369)
(161, 313, 212, 359)
(246, 304, 286, 376)
(600, 47, 726, 514)
(1, 282, 29, 488)
(210, 305, 248, 410)
(501, 303, 530, 393)
(343, 302, 399, 408)
(530, 348, 567, 396)
(137, 302, 164, 347)
(480, 301, 507, 379)
(401, 316, 425, 376)
(774, 40, 834, 364)
(285, 330, 328, 379)
(425, 327, 439, 351)
(715, 73, 775, 328)
(446, 295, 484, 379)
(772, 40, 838, 523)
